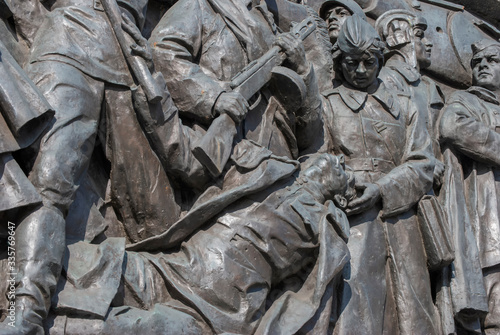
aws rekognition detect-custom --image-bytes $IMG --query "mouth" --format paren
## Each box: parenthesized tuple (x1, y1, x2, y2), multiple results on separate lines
(478, 71, 491, 78)
(329, 23, 339, 31)
(353, 78, 369, 85)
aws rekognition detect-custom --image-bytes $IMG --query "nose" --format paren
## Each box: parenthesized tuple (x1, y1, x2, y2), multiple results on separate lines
(423, 37, 432, 48)
(356, 62, 366, 74)
(479, 57, 489, 69)
(328, 11, 337, 21)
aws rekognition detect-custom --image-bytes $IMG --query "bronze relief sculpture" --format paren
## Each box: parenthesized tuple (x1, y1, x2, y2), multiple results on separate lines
(0, 0, 499, 334)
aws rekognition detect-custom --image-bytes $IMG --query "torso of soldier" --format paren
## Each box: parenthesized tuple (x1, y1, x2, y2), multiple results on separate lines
(28, 0, 148, 86)
(202, 1, 276, 80)
(322, 82, 409, 184)
(481, 96, 500, 267)
(381, 62, 443, 154)
(217, 177, 326, 282)
(152, 0, 303, 159)
(470, 91, 500, 131)
(447, 88, 500, 269)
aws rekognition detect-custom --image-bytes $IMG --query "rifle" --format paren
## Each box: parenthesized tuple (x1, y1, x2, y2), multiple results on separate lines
(192, 17, 317, 178)
(100, 0, 163, 103)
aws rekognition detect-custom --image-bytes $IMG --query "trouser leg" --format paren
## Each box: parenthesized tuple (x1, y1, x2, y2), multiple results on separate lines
(1, 61, 104, 334)
(8, 206, 66, 335)
(27, 61, 104, 215)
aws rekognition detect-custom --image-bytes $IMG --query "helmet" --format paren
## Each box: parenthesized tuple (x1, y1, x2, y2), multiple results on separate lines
(319, 0, 366, 21)
(375, 9, 427, 48)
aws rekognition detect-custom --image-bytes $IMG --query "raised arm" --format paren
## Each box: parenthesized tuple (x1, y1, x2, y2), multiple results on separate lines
(149, 0, 227, 125)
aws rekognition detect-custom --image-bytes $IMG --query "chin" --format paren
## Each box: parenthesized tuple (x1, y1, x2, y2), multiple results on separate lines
(420, 59, 431, 69)
(479, 82, 498, 91)
(352, 80, 370, 89)
(329, 31, 339, 42)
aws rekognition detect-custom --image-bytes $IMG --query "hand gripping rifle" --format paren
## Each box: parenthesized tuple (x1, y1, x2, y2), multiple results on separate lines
(192, 17, 317, 178)
(100, 0, 163, 103)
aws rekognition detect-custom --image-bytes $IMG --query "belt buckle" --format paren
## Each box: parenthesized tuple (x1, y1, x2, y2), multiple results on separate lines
(94, 0, 104, 11)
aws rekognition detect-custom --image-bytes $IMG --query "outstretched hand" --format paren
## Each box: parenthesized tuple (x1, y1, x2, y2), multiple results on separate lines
(346, 182, 381, 216)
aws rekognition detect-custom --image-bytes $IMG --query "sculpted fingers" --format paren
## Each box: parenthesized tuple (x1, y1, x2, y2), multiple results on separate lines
(274, 33, 307, 74)
(435, 161, 445, 177)
(346, 183, 381, 216)
(433, 161, 445, 187)
(214, 92, 249, 124)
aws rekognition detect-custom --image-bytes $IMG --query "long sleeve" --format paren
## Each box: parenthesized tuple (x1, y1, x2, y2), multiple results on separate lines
(149, 0, 227, 125)
(440, 91, 500, 167)
(295, 64, 325, 154)
(133, 86, 211, 192)
(375, 98, 434, 217)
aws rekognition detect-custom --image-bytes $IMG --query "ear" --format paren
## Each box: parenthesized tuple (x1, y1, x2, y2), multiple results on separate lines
(338, 154, 345, 167)
(334, 194, 348, 209)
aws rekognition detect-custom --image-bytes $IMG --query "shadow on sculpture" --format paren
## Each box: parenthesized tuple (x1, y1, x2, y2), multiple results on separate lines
(1, 0, 500, 334)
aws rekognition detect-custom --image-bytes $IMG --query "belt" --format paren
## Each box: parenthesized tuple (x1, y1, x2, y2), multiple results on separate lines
(346, 157, 395, 173)
(52, 0, 103, 11)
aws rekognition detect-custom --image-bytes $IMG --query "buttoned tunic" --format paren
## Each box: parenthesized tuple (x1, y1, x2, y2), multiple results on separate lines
(322, 82, 439, 335)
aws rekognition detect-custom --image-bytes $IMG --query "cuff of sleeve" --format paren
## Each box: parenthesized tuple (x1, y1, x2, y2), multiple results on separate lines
(211, 90, 227, 118)
(375, 177, 409, 218)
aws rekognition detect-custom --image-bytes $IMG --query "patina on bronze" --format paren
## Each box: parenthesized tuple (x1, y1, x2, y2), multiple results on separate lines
(0, 0, 499, 334)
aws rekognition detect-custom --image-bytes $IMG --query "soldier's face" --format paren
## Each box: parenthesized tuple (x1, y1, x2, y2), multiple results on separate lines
(472, 46, 500, 91)
(414, 26, 432, 69)
(308, 154, 349, 198)
(341, 52, 380, 89)
(326, 6, 351, 43)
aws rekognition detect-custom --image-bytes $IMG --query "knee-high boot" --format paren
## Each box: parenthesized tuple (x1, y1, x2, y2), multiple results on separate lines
(0, 206, 65, 335)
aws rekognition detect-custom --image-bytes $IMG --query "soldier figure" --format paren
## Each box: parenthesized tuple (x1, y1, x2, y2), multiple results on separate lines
(0, 1, 152, 333)
(42, 153, 354, 334)
(321, 15, 440, 334)
(318, 0, 366, 45)
(147, 0, 324, 204)
(376, 9, 445, 187)
(440, 39, 500, 335)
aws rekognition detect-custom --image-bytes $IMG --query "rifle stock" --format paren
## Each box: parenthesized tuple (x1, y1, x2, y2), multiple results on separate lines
(192, 114, 237, 178)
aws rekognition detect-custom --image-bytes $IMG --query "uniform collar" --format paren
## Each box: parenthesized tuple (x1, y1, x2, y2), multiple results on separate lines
(387, 59, 420, 84)
(329, 80, 401, 118)
(467, 86, 500, 105)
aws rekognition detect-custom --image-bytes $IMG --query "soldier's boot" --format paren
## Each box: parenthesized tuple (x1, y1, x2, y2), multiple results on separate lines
(0, 206, 65, 335)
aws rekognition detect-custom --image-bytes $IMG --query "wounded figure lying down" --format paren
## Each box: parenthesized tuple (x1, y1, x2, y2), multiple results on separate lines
(50, 153, 355, 335)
